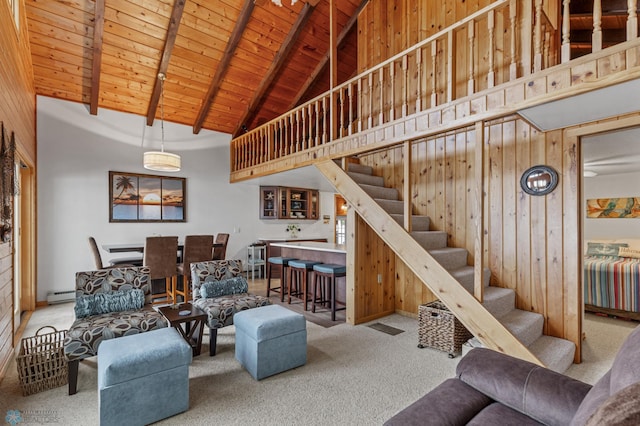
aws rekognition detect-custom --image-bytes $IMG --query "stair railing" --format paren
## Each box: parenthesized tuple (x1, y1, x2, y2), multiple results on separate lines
(315, 158, 542, 365)
(232, 0, 541, 173)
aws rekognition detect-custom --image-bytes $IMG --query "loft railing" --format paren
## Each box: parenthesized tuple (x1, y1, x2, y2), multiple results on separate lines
(231, 0, 639, 173)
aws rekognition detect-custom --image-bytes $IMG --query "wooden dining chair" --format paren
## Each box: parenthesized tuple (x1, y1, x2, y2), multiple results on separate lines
(143, 236, 179, 305)
(88, 237, 141, 269)
(212, 233, 229, 260)
(176, 235, 214, 302)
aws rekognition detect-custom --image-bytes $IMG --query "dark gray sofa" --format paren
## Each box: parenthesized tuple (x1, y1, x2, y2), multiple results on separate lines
(385, 325, 640, 425)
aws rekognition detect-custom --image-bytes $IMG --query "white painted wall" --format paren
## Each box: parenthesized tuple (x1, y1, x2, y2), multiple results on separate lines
(36, 97, 335, 301)
(583, 171, 640, 241)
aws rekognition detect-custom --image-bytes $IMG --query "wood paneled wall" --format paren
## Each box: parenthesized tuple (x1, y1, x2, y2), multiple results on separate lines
(0, 0, 36, 378)
(358, 116, 580, 345)
(357, 0, 494, 73)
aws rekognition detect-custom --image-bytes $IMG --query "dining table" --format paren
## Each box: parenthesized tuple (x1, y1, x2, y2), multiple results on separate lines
(102, 242, 223, 254)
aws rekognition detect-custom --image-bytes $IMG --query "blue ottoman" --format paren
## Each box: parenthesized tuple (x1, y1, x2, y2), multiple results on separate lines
(98, 327, 192, 426)
(234, 304, 307, 380)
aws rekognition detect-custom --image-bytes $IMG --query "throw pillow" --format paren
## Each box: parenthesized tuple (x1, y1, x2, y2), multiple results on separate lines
(74, 288, 145, 318)
(200, 276, 249, 299)
(585, 242, 628, 258)
(618, 246, 640, 259)
(585, 382, 640, 426)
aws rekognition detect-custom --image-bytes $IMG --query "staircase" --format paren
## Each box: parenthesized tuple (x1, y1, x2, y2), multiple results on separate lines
(346, 163, 576, 373)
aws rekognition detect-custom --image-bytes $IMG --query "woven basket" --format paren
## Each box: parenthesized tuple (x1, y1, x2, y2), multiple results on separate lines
(418, 301, 472, 358)
(16, 326, 68, 396)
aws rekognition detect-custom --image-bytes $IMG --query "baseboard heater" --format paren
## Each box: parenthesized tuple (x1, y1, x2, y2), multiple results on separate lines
(46, 290, 75, 304)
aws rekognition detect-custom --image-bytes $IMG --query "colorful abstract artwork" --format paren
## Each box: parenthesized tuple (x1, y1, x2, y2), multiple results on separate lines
(586, 197, 640, 218)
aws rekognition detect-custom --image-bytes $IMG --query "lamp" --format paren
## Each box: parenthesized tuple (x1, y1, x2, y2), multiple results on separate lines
(143, 73, 181, 172)
(271, 0, 298, 6)
(583, 170, 598, 178)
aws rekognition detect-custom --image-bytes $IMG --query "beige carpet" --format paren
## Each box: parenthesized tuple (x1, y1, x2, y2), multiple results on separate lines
(0, 303, 635, 425)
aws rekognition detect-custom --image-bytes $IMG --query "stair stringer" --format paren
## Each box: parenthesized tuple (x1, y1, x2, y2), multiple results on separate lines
(315, 159, 543, 366)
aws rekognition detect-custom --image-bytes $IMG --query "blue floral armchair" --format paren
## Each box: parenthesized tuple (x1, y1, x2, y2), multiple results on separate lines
(63, 267, 168, 395)
(190, 259, 271, 355)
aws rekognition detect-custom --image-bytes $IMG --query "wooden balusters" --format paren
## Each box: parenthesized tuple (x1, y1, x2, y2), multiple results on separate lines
(416, 47, 422, 112)
(402, 55, 408, 117)
(510, 0, 518, 79)
(431, 40, 437, 107)
(389, 61, 395, 121)
(367, 73, 373, 129)
(320, 97, 326, 143)
(314, 100, 320, 146)
(378, 68, 384, 125)
(339, 87, 346, 137)
(468, 20, 475, 94)
(357, 79, 362, 133)
(533, 0, 543, 72)
(348, 83, 354, 136)
(629, 0, 638, 40)
(561, 0, 571, 63)
(487, 10, 495, 88)
(593, 0, 602, 52)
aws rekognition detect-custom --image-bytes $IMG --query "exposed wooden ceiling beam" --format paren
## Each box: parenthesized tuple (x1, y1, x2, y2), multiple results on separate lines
(146, 0, 186, 126)
(288, 0, 368, 110)
(193, 0, 255, 134)
(233, 1, 319, 136)
(89, 0, 105, 116)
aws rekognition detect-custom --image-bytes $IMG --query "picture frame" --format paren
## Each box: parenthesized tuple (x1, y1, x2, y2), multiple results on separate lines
(109, 171, 186, 222)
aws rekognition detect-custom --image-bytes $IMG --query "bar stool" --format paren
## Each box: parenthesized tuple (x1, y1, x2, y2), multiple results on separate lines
(312, 263, 347, 321)
(266, 257, 298, 302)
(287, 260, 321, 310)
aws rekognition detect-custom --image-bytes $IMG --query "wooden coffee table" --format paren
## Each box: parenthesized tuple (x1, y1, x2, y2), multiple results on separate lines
(158, 303, 208, 356)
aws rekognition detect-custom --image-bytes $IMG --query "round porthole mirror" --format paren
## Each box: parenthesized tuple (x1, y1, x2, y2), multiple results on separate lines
(520, 165, 558, 196)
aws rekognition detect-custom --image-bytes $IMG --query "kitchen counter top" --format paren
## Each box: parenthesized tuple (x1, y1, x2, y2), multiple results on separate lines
(270, 241, 346, 254)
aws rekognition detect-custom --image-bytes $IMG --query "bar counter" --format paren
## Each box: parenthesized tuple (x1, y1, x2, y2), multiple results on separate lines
(271, 241, 346, 307)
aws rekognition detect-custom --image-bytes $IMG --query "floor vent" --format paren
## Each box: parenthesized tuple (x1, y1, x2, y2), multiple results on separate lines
(367, 323, 404, 336)
(46, 290, 75, 304)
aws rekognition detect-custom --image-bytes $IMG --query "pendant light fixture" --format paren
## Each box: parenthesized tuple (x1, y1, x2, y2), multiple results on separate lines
(143, 73, 181, 172)
(271, 0, 298, 6)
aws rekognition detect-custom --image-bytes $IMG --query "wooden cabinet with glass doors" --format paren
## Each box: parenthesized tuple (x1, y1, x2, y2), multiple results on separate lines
(260, 186, 319, 220)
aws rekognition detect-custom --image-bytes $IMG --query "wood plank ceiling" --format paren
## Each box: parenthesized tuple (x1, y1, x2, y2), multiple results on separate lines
(25, 0, 365, 136)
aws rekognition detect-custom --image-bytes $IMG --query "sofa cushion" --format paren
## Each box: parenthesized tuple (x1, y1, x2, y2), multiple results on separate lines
(200, 276, 249, 299)
(570, 370, 612, 426)
(74, 289, 145, 319)
(467, 402, 543, 426)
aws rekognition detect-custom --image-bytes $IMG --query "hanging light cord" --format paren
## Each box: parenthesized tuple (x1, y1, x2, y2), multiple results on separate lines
(159, 72, 166, 153)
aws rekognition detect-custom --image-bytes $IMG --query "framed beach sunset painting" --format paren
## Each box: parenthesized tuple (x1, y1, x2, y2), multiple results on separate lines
(109, 171, 186, 222)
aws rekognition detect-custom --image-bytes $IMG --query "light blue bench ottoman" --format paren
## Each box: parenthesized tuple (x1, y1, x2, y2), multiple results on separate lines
(98, 327, 192, 426)
(234, 304, 307, 380)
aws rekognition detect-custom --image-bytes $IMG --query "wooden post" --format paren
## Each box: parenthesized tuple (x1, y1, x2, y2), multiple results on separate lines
(348, 83, 354, 136)
(592, 0, 602, 52)
(330, 0, 338, 141)
(474, 121, 485, 303)
(403, 141, 412, 233)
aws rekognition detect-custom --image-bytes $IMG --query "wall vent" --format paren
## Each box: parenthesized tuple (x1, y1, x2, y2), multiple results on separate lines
(46, 290, 75, 304)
